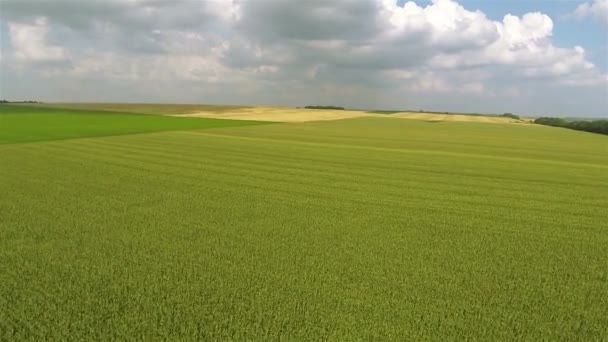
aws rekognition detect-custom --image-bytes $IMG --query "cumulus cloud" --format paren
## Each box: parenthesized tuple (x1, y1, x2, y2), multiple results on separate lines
(573, 0, 608, 24)
(232, 0, 606, 88)
(0, 0, 606, 116)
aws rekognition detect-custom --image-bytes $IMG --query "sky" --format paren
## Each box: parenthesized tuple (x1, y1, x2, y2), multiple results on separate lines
(0, 0, 607, 117)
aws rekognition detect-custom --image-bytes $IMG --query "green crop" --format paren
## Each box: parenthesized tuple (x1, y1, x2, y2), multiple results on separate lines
(1, 106, 607, 340)
(11, 102, 252, 115)
(0, 104, 265, 144)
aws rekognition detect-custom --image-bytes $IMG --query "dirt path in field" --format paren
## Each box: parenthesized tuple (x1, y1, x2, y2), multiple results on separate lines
(173, 107, 375, 122)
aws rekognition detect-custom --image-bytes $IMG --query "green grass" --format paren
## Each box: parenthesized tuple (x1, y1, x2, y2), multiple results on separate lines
(13, 102, 250, 115)
(0, 104, 266, 144)
(1, 107, 607, 340)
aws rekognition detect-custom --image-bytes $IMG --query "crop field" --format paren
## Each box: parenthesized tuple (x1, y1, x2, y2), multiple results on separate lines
(1, 104, 607, 340)
(0, 105, 265, 144)
(23, 103, 531, 124)
(389, 112, 527, 124)
(175, 106, 377, 122)
(19, 103, 251, 116)
(25, 103, 376, 122)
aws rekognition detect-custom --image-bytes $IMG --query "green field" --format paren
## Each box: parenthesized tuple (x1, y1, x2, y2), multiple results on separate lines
(0, 105, 265, 144)
(1, 105, 607, 340)
(14, 102, 250, 115)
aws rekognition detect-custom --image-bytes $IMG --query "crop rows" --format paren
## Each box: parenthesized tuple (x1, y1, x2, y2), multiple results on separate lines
(1, 114, 607, 340)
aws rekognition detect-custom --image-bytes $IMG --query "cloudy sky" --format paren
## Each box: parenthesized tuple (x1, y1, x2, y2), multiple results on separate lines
(0, 0, 607, 117)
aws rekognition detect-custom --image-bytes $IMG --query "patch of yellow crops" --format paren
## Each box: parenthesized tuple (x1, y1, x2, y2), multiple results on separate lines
(174, 107, 532, 124)
(18, 103, 534, 124)
(389, 112, 527, 124)
(174, 107, 374, 122)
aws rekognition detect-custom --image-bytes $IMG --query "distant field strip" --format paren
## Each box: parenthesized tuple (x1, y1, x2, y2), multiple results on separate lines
(389, 112, 526, 123)
(174, 106, 374, 122)
(17, 102, 251, 115)
(14, 103, 534, 124)
(1, 112, 607, 339)
(0, 105, 267, 144)
(17, 103, 374, 122)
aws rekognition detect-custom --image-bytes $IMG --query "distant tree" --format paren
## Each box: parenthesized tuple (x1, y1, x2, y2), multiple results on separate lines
(0, 100, 40, 104)
(304, 106, 345, 110)
(501, 113, 520, 120)
(535, 117, 608, 136)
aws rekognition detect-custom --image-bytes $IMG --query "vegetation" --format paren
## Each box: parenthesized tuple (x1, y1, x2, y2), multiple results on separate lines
(371, 109, 523, 120)
(500, 112, 520, 120)
(366, 110, 403, 114)
(0, 99, 40, 103)
(14, 102, 250, 115)
(304, 105, 345, 110)
(535, 117, 608, 135)
(1, 105, 607, 340)
(0, 104, 265, 144)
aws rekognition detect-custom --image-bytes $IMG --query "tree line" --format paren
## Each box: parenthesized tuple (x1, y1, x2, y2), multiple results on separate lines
(500, 113, 520, 120)
(535, 117, 608, 136)
(304, 106, 345, 110)
(1, 100, 40, 103)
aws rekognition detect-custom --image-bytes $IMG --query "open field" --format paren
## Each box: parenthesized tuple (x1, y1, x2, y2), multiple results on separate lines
(19, 102, 250, 115)
(18, 103, 370, 122)
(16, 103, 533, 124)
(0, 105, 266, 144)
(175, 106, 375, 122)
(1, 105, 607, 340)
(389, 111, 529, 124)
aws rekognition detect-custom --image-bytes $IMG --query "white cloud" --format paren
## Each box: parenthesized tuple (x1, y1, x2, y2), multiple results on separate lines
(370, 1, 606, 90)
(8, 17, 66, 62)
(381, 0, 499, 49)
(0, 0, 606, 116)
(573, 0, 608, 24)
(418, 10, 604, 86)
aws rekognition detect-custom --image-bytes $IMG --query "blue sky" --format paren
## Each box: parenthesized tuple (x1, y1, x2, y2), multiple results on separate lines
(479, 0, 607, 72)
(0, 0, 607, 117)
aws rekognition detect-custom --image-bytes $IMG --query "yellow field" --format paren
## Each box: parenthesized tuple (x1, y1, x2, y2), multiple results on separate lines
(179, 109, 533, 124)
(16, 103, 532, 124)
(173, 107, 375, 122)
(389, 112, 529, 124)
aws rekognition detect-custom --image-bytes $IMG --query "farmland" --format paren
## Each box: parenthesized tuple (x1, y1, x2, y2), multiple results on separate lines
(1, 104, 607, 340)
(0, 105, 266, 144)
(16, 103, 531, 124)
